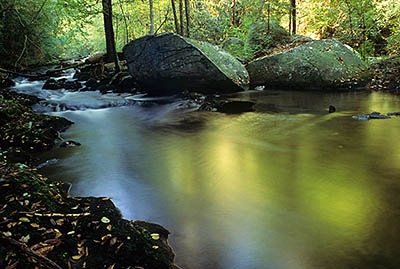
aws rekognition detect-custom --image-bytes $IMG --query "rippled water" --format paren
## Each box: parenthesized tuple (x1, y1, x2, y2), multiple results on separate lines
(20, 77, 400, 269)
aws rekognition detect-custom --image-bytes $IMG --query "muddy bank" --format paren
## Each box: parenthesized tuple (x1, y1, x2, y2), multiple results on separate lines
(0, 90, 178, 268)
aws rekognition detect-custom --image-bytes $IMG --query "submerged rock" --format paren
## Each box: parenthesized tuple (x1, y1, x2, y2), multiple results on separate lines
(246, 39, 368, 90)
(352, 111, 391, 120)
(123, 32, 249, 96)
(217, 100, 255, 114)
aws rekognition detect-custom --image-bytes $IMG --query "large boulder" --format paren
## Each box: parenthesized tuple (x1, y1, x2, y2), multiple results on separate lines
(246, 39, 368, 90)
(123, 32, 249, 95)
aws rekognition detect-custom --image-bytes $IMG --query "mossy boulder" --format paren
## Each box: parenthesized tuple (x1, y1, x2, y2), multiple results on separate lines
(123, 32, 249, 96)
(246, 20, 291, 58)
(246, 39, 368, 90)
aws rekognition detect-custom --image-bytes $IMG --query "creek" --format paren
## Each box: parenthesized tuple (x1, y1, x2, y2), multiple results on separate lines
(11, 74, 400, 269)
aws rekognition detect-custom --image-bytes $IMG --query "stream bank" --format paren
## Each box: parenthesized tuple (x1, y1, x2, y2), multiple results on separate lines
(0, 89, 178, 268)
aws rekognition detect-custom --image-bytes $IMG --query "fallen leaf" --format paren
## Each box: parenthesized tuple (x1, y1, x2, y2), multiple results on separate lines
(77, 239, 87, 247)
(152, 245, 159, 249)
(35, 245, 55, 256)
(101, 234, 112, 241)
(19, 217, 30, 223)
(71, 205, 79, 210)
(106, 224, 112, 231)
(72, 255, 82, 260)
(55, 229, 62, 238)
(151, 233, 160, 240)
(7, 222, 17, 229)
(101, 217, 110, 224)
(30, 223, 40, 228)
(3, 231, 12, 237)
(56, 219, 65, 226)
(67, 231, 75, 235)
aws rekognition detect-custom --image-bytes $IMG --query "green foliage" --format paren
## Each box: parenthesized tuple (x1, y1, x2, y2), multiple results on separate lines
(246, 19, 291, 58)
(0, 0, 399, 67)
(299, 0, 400, 57)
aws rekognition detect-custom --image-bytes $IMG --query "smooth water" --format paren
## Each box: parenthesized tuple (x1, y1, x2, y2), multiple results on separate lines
(23, 80, 400, 269)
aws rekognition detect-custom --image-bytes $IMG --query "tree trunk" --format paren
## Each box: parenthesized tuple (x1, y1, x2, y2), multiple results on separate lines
(267, 1, 270, 32)
(289, 5, 292, 34)
(184, 0, 190, 37)
(291, 0, 296, 35)
(231, 0, 236, 26)
(102, 0, 120, 72)
(118, 0, 129, 43)
(171, 0, 180, 34)
(149, 0, 154, 34)
(179, 0, 184, 36)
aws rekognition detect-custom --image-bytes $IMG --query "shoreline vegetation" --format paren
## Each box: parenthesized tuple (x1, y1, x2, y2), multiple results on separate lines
(0, 89, 178, 269)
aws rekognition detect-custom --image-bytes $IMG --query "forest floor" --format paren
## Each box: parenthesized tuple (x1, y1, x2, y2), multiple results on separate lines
(0, 90, 177, 269)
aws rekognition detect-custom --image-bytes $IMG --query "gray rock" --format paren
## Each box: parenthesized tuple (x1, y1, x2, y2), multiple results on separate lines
(123, 32, 249, 96)
(246, 39, 368, 90)
(352, 112, 391, 120)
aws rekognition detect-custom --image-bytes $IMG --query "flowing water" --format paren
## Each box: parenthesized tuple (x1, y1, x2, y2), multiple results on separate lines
(12, 75, 400, 269)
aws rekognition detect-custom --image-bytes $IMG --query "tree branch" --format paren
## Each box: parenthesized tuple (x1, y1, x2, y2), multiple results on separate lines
(0, 234, 63, 269)
(29, 0, 48, 26)
(15, 35, 28, 68)
(155, 7, 170, 35)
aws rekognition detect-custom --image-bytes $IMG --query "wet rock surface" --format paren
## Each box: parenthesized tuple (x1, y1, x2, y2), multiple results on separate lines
(352, 111, 396, 120)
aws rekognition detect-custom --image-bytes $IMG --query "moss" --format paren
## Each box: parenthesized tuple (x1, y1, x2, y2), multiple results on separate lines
(246, 20, 291, 59)
(0, 162, 175, 268)
(0, 90, 73, 155)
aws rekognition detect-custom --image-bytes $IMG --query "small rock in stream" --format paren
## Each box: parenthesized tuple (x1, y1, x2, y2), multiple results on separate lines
(352, 112, 391, 120)
(60, 140, 81, 148)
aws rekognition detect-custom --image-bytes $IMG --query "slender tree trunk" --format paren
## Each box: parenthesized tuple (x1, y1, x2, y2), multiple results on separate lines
(231, 0, 236, 26)
(289, 6, 292, 34)
(267, 1, 270, 32)
(184, 0, 190, 37)
(179, 0, 184, 35)
(118, 0, 129, 43)
(171, 0, 180, 34)
(149, 0, 154, 34)
(291, 0, 296, 35)
(102, 0, 120, 72)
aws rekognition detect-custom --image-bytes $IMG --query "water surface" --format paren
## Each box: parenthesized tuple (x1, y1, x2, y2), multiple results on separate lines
(36, 89, 400, 269)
